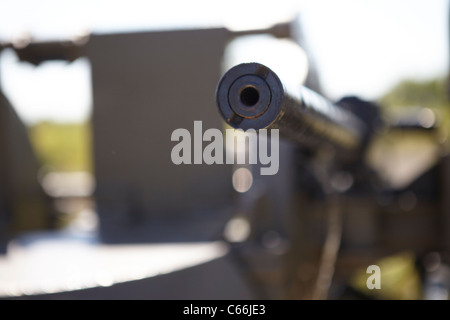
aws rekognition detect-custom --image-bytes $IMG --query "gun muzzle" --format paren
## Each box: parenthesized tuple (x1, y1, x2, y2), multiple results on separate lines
(216, 63, 367, 156)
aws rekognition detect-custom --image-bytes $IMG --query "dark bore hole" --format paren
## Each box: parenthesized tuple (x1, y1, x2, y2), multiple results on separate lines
(240, 86, 260, 107)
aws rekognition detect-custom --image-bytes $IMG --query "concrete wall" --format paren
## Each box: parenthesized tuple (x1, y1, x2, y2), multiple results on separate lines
(86, 29, 233, 243)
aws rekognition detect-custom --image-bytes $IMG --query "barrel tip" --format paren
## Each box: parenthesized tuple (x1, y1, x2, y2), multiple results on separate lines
(215, 63, 283, 130)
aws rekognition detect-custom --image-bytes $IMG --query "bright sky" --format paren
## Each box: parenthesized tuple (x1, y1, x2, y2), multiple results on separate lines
(0, 0, 448, 123)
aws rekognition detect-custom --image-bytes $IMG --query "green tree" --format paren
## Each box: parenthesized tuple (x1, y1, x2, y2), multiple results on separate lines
(27, 121, 93, 173)
(380, 77, 450, 128)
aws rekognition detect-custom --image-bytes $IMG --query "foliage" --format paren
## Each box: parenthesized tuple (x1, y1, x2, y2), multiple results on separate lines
(379, 76, 450, 136)
(27, 121, 93, 173)
(380, 77, 450, 110)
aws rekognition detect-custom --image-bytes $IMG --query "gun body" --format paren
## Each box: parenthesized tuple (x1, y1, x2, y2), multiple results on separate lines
(216, 62, 449, 299)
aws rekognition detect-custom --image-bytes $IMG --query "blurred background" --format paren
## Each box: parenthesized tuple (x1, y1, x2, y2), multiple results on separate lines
(0, 0, 449, 299)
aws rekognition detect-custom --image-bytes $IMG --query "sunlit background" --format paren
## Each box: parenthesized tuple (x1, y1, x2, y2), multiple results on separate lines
(0, 0, 448, 124)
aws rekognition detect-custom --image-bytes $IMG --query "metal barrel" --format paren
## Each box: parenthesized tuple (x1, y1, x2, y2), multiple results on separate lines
(215, 62, 367, 155)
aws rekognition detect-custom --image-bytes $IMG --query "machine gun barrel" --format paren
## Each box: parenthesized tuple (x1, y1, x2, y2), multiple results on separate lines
(216, 63, 368, 156)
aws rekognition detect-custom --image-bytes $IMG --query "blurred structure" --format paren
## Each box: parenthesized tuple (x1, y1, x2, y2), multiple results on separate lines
(87, 28, 231, 242)
(0, 64, 53, 254)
